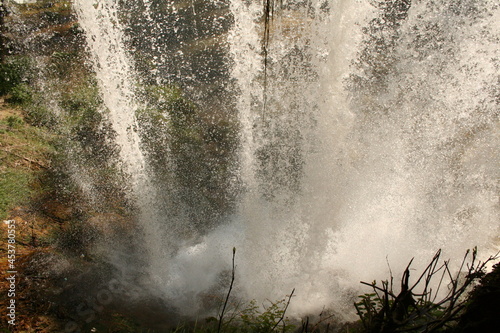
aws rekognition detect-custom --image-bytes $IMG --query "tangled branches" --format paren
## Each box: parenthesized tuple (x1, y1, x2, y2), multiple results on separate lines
(355, 248, 499, 333)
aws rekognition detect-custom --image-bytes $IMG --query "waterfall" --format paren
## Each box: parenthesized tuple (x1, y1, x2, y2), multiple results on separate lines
(72, 0, 498, 319)
(72, 0, 144, 177)
(72, 0, 173, 283)
(226, 0, 498, 317)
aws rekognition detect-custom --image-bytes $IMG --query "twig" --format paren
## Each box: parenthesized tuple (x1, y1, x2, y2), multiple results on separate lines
(271, 288, 295, 331)
(360, 281, 397, 299)
(218, 247, 236, 333)
(301, 316, 309, 333)
(409, 250, 441, 293)
(386, 255, 394, 292)
(310, 313, 336, 333)
(357, 248, 499, 332)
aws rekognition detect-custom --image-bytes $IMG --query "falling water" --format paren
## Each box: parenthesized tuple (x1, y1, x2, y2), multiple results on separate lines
(72, 0, 172, 282)
(72, 1, 144, 177)
(72, 0, 498, 320)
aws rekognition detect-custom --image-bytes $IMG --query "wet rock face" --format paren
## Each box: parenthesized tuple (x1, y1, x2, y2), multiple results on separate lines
(455, 263, 500, 333)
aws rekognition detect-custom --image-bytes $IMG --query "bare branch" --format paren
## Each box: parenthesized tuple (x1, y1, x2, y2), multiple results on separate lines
(271, 288, 295, 331)
(218, 247, 236, 333)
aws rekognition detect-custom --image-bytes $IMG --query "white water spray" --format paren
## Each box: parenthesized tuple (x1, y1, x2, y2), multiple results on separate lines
(225, 0, 499, 317)
(73, 0, 171, 281)
(73, 0, 499, 320)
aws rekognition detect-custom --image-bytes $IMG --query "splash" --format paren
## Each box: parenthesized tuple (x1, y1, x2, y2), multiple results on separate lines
(72, 0, 170, 281)
(73, 0, 499, 320)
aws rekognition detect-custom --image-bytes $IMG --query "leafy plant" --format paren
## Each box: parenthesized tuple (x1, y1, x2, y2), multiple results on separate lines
(6, 83, 33, 105)
(0, 56, 34, 95)
(236, 296, 296, 333)
(24, 104, 57, 129)
(212, 248, 295, 333)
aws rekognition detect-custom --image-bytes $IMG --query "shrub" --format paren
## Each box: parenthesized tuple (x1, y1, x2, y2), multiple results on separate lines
(235, 298, 296, 333)
(6, 83, 33, 105)
(49, 51, 80, 79)
(0, 56, 34, 96)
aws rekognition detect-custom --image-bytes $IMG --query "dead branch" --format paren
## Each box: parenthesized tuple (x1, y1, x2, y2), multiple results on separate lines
(271, 288, 294, 331)
(356, 248, 499, 332)
(218, 247, 236, 333)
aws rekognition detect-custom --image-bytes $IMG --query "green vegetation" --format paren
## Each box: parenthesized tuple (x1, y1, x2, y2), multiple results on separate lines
(6, 83, 33, 105)
(48, 78, 125, 211)
(0, 56, 34, 96)
(1, 0, 124, 209)
(0, 109, 53, 219)
(0, 169, 32, 220)
(234, 298, 296, 333)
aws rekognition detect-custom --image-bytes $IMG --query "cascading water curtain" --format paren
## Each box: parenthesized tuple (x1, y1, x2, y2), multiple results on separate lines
(73, 0, 176, 287)
(229, 0, 499, 318)
(72, 0, 499, 319)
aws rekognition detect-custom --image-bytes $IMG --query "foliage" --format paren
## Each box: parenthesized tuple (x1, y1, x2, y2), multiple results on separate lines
(6, 83, 33, 105)
(5, 115, 23, 128)
(234, 298, 295, 333)
(49, 51, 82, 79)
(452, 262, 500, 332)
(209, 249, 295, 333)
(354, 248, 499, 333)
(49, 79, 124, 211)
(0, 55, 57, 128)
(0, 56, 34, 95)
(198, 293, 296, 333)
(2, 0, 122, 211)
(24, 104, 57, 128)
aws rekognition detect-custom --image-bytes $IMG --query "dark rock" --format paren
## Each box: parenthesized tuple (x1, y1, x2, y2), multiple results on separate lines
(453, 262, 500, 333)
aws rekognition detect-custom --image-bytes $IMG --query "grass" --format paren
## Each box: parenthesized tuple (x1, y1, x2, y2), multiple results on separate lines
(0, 169, 33, 220)
(0, 107, 54, 219)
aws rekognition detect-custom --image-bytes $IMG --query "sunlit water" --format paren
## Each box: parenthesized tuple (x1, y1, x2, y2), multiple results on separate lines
(73, 0, 499, 319)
